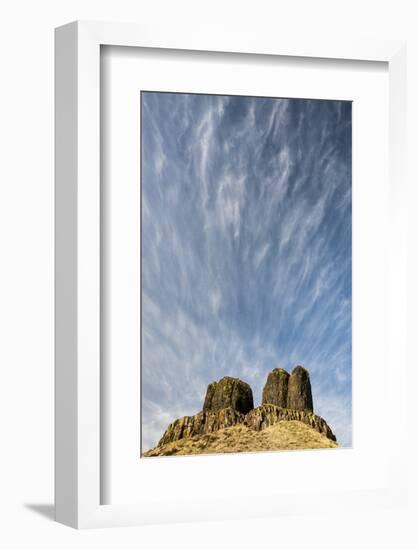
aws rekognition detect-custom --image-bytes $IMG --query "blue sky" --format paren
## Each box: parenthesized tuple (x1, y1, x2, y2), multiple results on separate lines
(141, 92, 352, 450)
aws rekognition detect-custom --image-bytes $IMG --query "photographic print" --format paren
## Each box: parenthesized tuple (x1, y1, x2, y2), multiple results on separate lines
(140, 92, 352, 457)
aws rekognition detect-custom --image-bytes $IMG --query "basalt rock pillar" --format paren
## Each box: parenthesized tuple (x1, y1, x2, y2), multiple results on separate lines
(261, 368, 290, 407)
(287, 365, 313, 412)
(203, 376, 254, 415)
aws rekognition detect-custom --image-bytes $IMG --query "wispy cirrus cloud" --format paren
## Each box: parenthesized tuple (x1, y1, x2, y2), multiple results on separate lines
(141, 92, 352, 450)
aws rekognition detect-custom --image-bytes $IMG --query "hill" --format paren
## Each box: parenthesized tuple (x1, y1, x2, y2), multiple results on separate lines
(143, 420, 338, 457)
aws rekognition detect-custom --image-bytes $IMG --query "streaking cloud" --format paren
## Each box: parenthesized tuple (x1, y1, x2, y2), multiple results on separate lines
(141, 92, 352, 450)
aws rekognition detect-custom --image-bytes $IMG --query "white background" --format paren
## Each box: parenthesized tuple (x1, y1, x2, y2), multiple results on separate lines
(1, 1, 416, 549)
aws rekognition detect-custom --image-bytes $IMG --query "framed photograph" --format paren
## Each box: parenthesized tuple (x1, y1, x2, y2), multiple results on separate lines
(55, 21, 407, 528)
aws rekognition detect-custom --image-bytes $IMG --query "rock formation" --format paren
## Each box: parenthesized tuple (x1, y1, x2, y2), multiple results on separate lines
(144, 366, 335, 457)
(203, 376, 253, 415)
(262, 365, 313, 412)
(245, 404, 335, 441)
(157, 407, 245, 447)
(262, 367, 289, 407)
(287, 365, 313, 412)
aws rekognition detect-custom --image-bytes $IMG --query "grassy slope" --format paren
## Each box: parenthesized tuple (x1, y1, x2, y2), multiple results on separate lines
(143, 420, 338, 457)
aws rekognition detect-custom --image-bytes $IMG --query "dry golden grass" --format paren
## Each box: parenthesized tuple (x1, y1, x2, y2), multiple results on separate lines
(143, 420, 338, 457)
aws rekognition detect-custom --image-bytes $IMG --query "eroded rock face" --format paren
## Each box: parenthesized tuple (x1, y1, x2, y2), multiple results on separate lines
(156, 403, 336, 448)
(287, 366, 313, 412)
(245, 404, 336, 441)
(262, 368, 290, 407)
(157, 407, 245, 447)
(203, 376, 254, 415)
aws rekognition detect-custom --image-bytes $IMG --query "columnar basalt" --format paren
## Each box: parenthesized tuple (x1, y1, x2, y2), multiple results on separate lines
(157, 403, 336, 447)
(262, 368, 290, 407)
(203, 376, 254, 415)
(157, 407, 245, 447)
(287, 365, 313, 412)
(245, 404, 336, 441)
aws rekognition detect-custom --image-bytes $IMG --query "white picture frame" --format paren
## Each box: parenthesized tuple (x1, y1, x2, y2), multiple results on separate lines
(55, 21, 407, 529)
